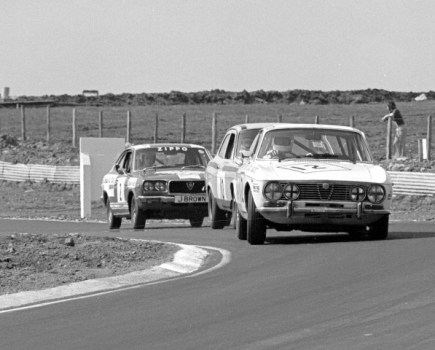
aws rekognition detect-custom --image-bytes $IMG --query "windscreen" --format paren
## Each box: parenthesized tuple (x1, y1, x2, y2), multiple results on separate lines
(134, 146, 209, 169)
(257, 129, 372, 162)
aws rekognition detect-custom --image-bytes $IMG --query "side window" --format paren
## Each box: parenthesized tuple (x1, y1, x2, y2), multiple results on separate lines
(218, 134, 231, 158)
(224, 133, 236, 159)
(116, 151, 127, 169)
(122, 151, 133, 173)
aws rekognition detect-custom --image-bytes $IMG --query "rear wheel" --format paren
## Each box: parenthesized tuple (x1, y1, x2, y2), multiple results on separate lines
(107, 199, 122, 229)
(235, 202, 247, 240)
(208, 190, 226, 229)
(131, 196, 146, 230)
(189, 216, 204, 228)
(368, 215, 389, 240)
(247, 190, 266, 245)
(231, 200, 237, 229)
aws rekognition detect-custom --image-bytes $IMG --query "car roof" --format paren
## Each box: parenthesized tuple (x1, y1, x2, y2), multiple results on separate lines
(227, 123, 275, 132)
(129, 143, 206, 151)
(260, 123, 363, 134)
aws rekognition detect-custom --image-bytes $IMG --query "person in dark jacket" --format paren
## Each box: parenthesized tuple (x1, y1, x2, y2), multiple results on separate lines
(382, 101, 406, 159)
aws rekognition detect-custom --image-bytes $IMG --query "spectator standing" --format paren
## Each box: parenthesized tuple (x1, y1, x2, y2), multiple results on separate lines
(382, 101, 406, 159)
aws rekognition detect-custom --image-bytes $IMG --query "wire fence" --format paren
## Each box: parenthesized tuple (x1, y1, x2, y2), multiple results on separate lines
(0, 104, 433, 161)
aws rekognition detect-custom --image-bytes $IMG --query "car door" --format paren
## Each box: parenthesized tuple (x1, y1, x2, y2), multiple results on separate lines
(216, 131, 237, 210)
(113, 150, 133, 215)
(206, 131, 233, 210)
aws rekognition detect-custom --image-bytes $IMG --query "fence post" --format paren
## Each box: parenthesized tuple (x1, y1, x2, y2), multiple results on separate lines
(386, 117, 392, 159)
(315, 115, 319, 124)
(418, 139, 423, 161)
(99, 111, 103, 138)
(277, 114, 282, 123)
(46, 105, 51, 143)
(427, 115, 432, 161)
(20, 105, 26, 141)
(245, 114, 249, 124)
(72, 108, 77, 148)
(180, 113, 186, 143)
(154, 113, 159, 143)
(211, 112, 217, 154)
(349, 115, 354, 128)
(126, 110, 131, 143)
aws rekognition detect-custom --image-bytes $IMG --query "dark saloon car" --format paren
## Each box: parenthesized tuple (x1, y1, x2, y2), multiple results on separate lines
(101, 143, 211, 229)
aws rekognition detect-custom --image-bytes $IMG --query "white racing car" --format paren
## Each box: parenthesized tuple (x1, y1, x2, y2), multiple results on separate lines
(205, 123, 273, 229)
(235, 124, 392, 245)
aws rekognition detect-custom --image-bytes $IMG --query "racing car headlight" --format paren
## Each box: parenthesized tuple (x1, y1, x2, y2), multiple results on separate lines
(367, 185, 385, 203)
(264, 182, 282, 201)
(143, 181, 154, 192)
(154, 181, 167, 192)
(283, 183, 300, 200)
(350, 186, 366, 202)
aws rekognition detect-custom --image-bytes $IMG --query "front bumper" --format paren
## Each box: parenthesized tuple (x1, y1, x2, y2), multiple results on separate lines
(258, 200, 390, 226)
(136, 195, 208, 219)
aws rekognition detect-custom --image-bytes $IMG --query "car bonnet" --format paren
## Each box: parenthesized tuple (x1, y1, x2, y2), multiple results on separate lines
(246, 160, 389, 184)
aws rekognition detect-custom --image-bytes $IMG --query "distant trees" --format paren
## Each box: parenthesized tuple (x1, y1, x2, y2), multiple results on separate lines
(12, 89, 431, 107)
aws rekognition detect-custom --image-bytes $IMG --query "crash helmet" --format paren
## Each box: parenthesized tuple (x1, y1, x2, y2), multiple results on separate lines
(272, 136, 293, 152)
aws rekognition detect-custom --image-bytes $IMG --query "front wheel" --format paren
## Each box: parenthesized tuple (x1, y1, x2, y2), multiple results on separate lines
(208, 190, 226, 229)
(107, 199, 122, 229)
(368, 215, 389, 240)
(247, 190, 266, 245)
(131, 196, 146, 230)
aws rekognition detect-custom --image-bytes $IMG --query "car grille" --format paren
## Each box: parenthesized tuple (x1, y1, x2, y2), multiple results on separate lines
(169, 180, 205, 194)
(279, 183, 368, 201)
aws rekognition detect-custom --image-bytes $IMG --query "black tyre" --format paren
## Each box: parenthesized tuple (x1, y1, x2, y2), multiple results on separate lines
(189, 216, 204, 228)
(107, 199, 122, 229)
(231, 200, 237, 229)
(368, 215, 389, 240)
(208, 190, 226, 229)
(131, 196, 146, 230)
(247, 190, 266, 245)
(235, 202, 247, 240)
(348, 228, 367, 241)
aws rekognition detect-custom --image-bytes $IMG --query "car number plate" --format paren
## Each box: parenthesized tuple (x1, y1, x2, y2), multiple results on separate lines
(174, 194, 207, 203)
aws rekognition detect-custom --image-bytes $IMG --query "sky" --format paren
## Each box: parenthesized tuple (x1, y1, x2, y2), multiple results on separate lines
(1, 0, 435, 96)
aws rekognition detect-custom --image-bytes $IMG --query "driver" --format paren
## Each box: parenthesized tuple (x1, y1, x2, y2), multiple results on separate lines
(265, 136, 294, 159)
(137, 150, 157, 168)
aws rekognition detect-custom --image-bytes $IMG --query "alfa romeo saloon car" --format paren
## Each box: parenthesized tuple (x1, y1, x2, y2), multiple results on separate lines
(205, 123, 272, 229)
(234, 124, 392, 245)
(101, 143, 211, 229)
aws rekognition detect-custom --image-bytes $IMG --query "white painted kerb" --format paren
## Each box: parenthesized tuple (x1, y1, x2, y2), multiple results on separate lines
(0, 243, 209, 312)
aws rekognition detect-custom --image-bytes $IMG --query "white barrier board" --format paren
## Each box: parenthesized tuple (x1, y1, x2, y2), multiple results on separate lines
(80, 138, 125, 218)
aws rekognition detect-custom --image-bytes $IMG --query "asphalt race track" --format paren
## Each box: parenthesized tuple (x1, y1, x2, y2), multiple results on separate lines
(1, 218, 435, 349)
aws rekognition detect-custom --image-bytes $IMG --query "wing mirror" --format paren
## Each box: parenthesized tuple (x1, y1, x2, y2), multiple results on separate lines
(115, 164, 125, 175)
